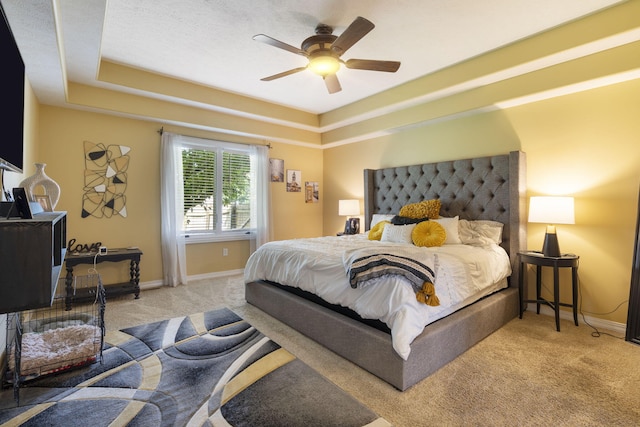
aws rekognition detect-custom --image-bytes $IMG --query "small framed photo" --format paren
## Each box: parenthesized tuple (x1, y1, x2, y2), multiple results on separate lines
(269, 158, 284, 182)
(286, 169, 301, 192)
(12, 187, 33, 219)
(35, 194, 53, 212)
(305, 181, 319, 203)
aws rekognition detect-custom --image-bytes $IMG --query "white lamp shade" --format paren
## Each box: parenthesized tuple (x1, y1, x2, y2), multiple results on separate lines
(528, 196, 575, 224)
(338, 199, 360, 216)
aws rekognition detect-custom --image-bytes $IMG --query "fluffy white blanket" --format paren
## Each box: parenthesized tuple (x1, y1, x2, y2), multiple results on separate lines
(245, 234, 511, 360)
(10, 324, 101, 376)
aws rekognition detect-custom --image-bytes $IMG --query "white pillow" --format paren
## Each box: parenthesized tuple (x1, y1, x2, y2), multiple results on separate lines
(459, 219, 504, 246)
(370, 214, 395, 229)
(380, 223, 416, 244)
(431, 216, 462, 244)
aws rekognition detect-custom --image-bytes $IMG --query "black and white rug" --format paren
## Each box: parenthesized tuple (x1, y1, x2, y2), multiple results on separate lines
(0, 307, 389, 426)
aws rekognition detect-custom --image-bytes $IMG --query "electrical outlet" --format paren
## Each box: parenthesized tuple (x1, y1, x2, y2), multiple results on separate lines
(223, 248, 228, 256)
(99, 246, 108, 255)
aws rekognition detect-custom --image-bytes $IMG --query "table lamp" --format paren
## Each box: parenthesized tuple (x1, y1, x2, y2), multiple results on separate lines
(528, 196, 575, 257)
(339, 199, 360, 234)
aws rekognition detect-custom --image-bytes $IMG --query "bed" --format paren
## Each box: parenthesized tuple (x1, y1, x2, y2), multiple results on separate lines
(245, 151, 526, 391)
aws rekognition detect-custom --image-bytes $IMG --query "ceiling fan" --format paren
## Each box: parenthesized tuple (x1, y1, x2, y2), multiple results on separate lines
(253, 16, 400, 94)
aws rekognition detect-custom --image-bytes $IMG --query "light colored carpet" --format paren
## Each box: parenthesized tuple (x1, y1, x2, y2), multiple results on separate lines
(1, 307, 388, 426)
(105, 274, 640, 426)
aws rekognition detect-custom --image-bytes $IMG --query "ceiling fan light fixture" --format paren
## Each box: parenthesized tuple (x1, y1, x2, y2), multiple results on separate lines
(308, 55, 340, 76)
(254, 16, 399, 93)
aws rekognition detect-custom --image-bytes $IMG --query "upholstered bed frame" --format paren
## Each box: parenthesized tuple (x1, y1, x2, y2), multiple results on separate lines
(246, 151, 526, 391)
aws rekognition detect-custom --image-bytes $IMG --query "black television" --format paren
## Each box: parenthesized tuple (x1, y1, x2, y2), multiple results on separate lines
(0, 3, 25, 174)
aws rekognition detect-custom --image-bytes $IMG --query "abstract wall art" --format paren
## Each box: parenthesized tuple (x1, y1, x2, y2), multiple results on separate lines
(82, 140, 130, 218)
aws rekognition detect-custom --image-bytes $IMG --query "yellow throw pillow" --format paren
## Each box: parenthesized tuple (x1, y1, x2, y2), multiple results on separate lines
(368, 220, 390, 240)
(399, 199, 441, 219)
(412, 220, 447, 247)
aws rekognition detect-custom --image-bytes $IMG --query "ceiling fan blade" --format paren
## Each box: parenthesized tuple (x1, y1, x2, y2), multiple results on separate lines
(324, 73, 342, 94)
(260, 67, 307, 81)
(331, 16, 375, 57)
(345, 59, 401, 72)
(253, 34, 308, 57)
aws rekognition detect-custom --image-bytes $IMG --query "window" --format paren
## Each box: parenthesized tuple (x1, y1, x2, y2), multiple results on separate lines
(160, 131, 268, 285)
(180, 140, 253, 242)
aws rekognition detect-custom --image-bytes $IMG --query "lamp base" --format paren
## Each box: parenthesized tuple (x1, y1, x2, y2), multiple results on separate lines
(542, 231, 561, 257)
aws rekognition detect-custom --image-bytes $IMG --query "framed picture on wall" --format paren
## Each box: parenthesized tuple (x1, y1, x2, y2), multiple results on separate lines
(305, 181, 319, 203)
(287, 169, 301, 192)
(269, 158, 284, 182)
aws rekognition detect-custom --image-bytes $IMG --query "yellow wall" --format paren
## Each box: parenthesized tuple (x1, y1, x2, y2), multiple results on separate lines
(322, 109, 522, 234)
(28, 79, 640, 325)
(36, 107, 322, 283)
(322, 79, 640, 324)
(508, 79, 640, 323)
(268, 142, 324, 240)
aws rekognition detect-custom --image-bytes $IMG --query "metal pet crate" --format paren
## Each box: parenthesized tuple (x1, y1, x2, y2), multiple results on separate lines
(4, 274, 105, 402)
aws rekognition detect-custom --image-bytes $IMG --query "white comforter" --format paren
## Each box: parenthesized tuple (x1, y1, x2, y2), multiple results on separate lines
(244, 234, 511, 360)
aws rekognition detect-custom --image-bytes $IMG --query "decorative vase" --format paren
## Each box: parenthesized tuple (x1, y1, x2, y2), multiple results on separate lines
(19, 163, 61, 209)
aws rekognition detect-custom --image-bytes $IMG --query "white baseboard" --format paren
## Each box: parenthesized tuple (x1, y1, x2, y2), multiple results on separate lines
(525, 304, 626, 336)
(139, 269, 244, 291)
(186, 269, 244, 283)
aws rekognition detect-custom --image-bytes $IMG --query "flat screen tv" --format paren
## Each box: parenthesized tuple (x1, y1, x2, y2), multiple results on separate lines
(0, 3, 25, 174)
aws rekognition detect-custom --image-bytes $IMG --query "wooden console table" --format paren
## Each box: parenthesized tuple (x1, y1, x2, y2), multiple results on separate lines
(64, 248, 142, 310)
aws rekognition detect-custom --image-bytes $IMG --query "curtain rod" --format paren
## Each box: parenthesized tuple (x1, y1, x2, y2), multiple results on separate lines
(157, 126, 271, 149)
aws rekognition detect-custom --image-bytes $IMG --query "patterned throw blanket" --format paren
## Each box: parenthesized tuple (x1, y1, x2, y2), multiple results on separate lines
(344, 247, 440, 306)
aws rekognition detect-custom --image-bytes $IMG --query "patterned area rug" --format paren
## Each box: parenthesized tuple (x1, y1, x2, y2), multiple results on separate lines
(0, 308, 389, 426)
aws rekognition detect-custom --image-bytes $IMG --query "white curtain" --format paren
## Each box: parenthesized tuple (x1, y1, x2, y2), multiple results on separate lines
(250, 144, 270, 253)
(160, 132, 187, 287)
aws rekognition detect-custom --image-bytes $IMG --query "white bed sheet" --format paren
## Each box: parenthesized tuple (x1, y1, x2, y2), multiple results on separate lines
(244, 234, 511, 360)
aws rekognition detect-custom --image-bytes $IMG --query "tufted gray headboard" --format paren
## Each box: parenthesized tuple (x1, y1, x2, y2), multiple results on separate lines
(363, 151, 526, 288)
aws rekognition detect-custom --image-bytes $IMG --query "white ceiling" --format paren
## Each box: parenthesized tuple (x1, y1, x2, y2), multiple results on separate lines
(1, 0, 627, 115)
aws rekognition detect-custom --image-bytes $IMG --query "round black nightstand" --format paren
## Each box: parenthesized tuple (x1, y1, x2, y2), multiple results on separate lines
(518, 251, 580, 331)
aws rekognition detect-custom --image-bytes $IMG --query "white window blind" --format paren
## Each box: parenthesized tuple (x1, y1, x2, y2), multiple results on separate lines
(181, 142, 252, 241)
